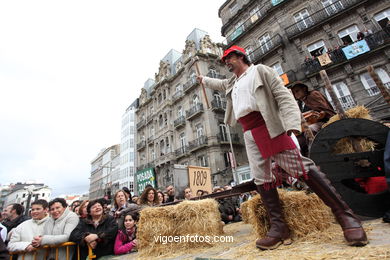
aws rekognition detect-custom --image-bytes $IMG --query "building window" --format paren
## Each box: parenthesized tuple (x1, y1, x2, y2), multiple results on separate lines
(196, 124, 204, 138)
(177, 106, 183, 117)
(42, 193, 45, 197)
(294, 9, 313, 31)
(245, 45, 254, 62)
(321, 0, 344, 16)
(198, 155, 209, 167)
(229, 1, 239, 15)
(223, 152, 231, 168)
(180, 133, 186, 147)
(192, 95, 200, 106)
(272, 62, 284, 76)
(307, 40, 327, 57)
(258, 33, 272, 53)
(208, 68, 217, 78)
(159, 114, 163, 128)
(360, 69, 390, 96)
(220, 123, 228, 141)
(325, 82, 355, 109)
(338, 25, 359, 45)
(374, 8, 390, 29)
(176, 84, 182, 92)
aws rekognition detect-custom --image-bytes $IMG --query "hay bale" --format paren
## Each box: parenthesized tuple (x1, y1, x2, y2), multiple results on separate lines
(137, 199, 224, 258)
(241, 189, 333, 239)
(321, 106, 377, 154)
(322, 105, 372, 128)
(240, 201, 251, 224)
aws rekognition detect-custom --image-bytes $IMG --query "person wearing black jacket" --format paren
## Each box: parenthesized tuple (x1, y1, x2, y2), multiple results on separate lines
(1, 204, 29, 234)
(69, 199, 118, 260)
(0, 229, 8, 260)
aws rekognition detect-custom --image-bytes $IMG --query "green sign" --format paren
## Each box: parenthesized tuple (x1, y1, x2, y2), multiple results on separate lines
(136, 167, 156, 194)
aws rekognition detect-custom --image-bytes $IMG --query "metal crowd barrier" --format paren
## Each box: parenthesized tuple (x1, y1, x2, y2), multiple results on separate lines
(9, 241, 96, 260)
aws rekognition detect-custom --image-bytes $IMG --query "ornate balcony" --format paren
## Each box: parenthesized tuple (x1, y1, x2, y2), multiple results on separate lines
(248, 34, 283, 64)
(155, 152, 174, 166)
(211, 99, 226, 112)
(147, 136, 154, 145)
(301, 29, 390, 77)
(285, 0, 366, 39)
(188, 136, 208, 152)
(183, 77, 198, 93)
(186, 103, 204, 120)
(216, 133, 240, 144)
(136, 119, 146, 130)
(175, 146, 189, 158)
(146, 114, 154, 124)
(206, 71, 227, 79)
(136, 140, 146, 151)
(172, 90, 184, 102)
(225, 1, 274, 45)
(173, 115, 186, 128)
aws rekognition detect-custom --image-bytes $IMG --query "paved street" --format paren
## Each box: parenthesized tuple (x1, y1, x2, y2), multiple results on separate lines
(108, 218, 390, 260)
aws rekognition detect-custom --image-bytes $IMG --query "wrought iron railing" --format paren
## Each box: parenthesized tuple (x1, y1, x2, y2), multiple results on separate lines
(285, 0, 365, 38)
(183, 77, 198, 92)
(211, 99, 226, 110)
(301, 29, 389, 76)
(216, 133, 240, 143)
(186, 103, 204, 119)
(175, 146, 189, 157)
(173, 116, 186, 128)
(189, 136, 208, 151)
(248, 34, 283, 63)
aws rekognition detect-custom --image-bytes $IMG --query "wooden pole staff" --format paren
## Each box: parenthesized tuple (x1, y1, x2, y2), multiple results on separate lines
(194, 60, 210, 109)
(367, 65, 390, 105)
(320, 70, 347, 119)
(320, 70, 364, 154)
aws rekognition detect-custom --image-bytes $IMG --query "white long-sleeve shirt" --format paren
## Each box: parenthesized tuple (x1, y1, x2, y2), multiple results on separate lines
(8, 216, 49, 260)
(231, 65, 259, 119)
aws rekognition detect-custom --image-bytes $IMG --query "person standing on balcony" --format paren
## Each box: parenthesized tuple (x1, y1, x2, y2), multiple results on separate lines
(196, 45, 368, 250)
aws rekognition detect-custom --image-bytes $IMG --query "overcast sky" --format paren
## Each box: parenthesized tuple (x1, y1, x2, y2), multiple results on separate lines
(0, 0, 226, 197)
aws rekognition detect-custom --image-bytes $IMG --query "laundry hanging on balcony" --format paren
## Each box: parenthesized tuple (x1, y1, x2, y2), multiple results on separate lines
(342, 40, 371, 60)
(317, 53, 332, 66)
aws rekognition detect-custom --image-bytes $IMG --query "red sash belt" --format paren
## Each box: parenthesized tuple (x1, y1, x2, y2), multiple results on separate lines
(238, 111, 296, 159)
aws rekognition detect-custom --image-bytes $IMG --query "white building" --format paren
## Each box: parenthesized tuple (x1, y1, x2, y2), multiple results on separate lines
(4, 184, 51, 210)
(89, 145, 120, 200)
(116, 98, 139, 195)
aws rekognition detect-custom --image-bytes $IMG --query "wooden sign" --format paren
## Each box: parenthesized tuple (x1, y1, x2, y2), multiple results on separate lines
(188, 165, 212, 194)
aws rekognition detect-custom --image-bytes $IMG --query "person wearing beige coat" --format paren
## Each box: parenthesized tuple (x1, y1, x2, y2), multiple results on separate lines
(198, 45, 367, 250)
(32, 198, 79, 260)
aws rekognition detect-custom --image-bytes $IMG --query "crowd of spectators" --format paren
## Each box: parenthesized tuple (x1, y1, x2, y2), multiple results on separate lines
(0, 182, 270, 259)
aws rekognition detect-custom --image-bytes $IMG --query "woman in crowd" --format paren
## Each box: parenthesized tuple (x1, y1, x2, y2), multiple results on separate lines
(31, 198, 79, 259)
(138, 187, 159, 207)
(157, 191, 165, 205)
(114, 211, 138, 255)
(78, 200, 89, 219)
(70, 199, 118, 260)
(110, 190, 131, 219)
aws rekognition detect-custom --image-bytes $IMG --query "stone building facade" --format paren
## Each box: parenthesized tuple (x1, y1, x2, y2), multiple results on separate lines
(218, 0, 390, 119)
(135, 29, 248, 192)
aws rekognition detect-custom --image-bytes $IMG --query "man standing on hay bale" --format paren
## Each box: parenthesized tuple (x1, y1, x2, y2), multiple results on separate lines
(197, 45, 368, 250)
